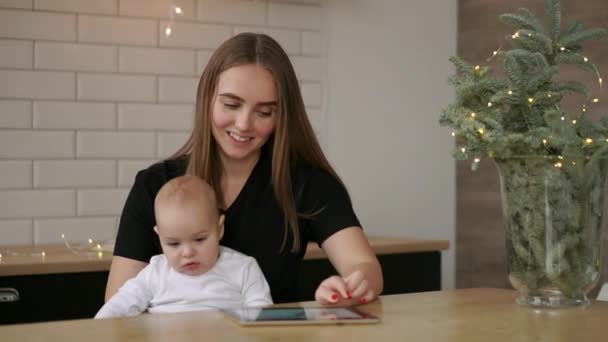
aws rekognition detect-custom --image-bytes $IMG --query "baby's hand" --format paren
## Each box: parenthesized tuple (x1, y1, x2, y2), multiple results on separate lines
(315, 270, 375, 306)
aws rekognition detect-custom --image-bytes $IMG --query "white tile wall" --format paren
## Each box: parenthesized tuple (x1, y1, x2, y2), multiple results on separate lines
(157, 132, 189, 158)
(0, 189, 75, 218)
(118, 104, 194, 130)
(0, 131, 75, 159)
(0, 1, 33, 9)
(0, 220, 33, 246)
(0, 10, 77, 41)
(77, 188, 129, 216)
(34, 160, 116, 188)
(33, 101, 116, 129)
(0, 160, 32, 189)
(0, 100, 31, 128)
(198, 0, 266, 25)
(34, 0, 118, 15)
(34, 217, 117, 244)
(77, 131, 156, 158)
(118, 160, 157, 187)
(159, 21, 231, 49)
(0, 0, 326, 246)
(77, 73, 157, 102)
(0, 39, 33, 69)
(0, 70, 76, 100)
(119, 0, 195, 20)
(78, 15, 157, 46)
(35, 42, 118, 72)
(119, 46, 195, 76)
(268, 3, 321, 30)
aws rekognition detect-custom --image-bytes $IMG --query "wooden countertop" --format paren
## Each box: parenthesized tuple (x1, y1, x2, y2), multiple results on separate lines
(0, 236, 449, 276)
(1, 288, 606, 341)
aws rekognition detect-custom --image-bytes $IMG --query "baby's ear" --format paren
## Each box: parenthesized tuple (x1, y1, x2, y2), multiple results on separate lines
(153, 225, 159, 235)
(217, 214, 225, 239)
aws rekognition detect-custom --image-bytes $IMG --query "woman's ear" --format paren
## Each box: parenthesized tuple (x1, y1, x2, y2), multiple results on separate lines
(217, 214, 225, 240)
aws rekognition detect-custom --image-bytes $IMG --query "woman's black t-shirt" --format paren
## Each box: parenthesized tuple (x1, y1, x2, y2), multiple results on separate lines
(113, 148, 360, 303)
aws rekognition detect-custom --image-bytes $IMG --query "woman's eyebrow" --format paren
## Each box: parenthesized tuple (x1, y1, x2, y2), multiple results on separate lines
(218, 92, 277, 106)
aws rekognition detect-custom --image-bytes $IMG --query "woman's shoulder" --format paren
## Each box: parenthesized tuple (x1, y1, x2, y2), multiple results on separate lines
(292, 159, 340, 188)
(135, 157, 188, 188)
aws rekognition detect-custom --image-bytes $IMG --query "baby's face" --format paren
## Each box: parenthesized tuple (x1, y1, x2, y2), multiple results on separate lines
(155, 200, 222, 276)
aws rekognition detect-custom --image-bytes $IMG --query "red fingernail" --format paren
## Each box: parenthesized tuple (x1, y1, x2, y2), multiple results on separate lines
(331, 293, 338, 301)
(359, 297, 367, 304)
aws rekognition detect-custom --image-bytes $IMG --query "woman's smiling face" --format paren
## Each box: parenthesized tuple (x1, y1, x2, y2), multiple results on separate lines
(210, 63, 278, 164)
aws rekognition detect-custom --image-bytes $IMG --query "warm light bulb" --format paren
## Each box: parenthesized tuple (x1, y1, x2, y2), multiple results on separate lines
(560, 47, 566, 51)
(547, 93, 552, 98)
(554, 162, 563, 168)
(572, 161, 577, 165)
(41, 251, 46, 257)
(97, 252, 103, 259)
(165, 27, 172, 36)
(474, 65, 480, 70)
(474, 158, 481, 163)
(470, 112, 476, 118)
(542, 139, 547, 145)
(493, 51, 498, 56)
(585, 138, 593, 144)
(174, 6, 182, 14)
(88, 238, 93, 244)
(561, 116, 565, 121)
(572, 120, 577, 124)
(583, 56, 589, 62)
(461, 147, 466, 153)
(593, 98, 599, 103)
(528, 98, 534, 103)
(558, 155, 564, 160)
(451, 131, 455, 137)
(508, 90, 513, 95)
(488, 102, 493, 107)
(478, 128, 484, 134)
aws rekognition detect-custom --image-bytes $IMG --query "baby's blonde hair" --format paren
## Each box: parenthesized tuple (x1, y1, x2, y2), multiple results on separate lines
(154, 175, 219, 224)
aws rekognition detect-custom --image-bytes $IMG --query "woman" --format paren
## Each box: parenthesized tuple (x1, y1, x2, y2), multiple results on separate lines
(106, 32, 382, 305)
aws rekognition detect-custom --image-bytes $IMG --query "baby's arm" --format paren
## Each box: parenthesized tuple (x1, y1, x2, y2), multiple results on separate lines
(241, 259, 273, 307)
(95, 265, 154, 319)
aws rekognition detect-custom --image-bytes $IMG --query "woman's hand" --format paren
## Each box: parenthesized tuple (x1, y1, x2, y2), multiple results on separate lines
(315, 270, 375, 306)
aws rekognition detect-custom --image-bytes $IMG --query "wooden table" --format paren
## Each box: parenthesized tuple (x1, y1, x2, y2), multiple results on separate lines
(0, 237, 449, 324)
(1, 288, 606, 341)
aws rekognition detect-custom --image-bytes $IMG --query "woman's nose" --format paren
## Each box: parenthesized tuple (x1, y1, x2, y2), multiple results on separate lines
(234, 110, 252, 131)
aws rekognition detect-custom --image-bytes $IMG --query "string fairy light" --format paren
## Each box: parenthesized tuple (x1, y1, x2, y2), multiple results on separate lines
(165, 26, 172, 36)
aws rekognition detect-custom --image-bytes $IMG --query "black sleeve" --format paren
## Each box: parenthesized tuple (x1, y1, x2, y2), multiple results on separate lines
(299, 168, 361, 246)
(113, 170, 160, 263)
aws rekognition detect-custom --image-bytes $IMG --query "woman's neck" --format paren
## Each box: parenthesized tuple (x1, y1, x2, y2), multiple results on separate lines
(220, 151, 261, 182)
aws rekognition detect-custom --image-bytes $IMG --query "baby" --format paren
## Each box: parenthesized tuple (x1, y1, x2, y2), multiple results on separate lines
(95, 175, 272, 318)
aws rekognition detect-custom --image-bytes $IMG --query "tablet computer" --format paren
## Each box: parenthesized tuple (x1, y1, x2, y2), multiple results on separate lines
(222, 306, 380, 326)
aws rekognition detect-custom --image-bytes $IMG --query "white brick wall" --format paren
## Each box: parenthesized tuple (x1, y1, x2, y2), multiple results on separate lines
(0, 0, 326, 247)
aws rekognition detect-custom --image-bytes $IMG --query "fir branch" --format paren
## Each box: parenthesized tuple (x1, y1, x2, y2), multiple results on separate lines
(559, 27, 608, 48)
(545, 0, 561, 40)
(555, 52, 598, 73)
(500, 10, 544, 33)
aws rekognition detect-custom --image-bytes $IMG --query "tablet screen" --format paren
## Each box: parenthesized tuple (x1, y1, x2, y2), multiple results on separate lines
(222, 307, 380, 326)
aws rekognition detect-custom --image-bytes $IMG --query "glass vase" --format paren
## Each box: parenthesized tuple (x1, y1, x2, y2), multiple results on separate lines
(495, 156, 607, 308)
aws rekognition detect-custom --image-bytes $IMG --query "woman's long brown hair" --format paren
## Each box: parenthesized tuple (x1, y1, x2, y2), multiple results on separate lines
(171, 33, 344, 253)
